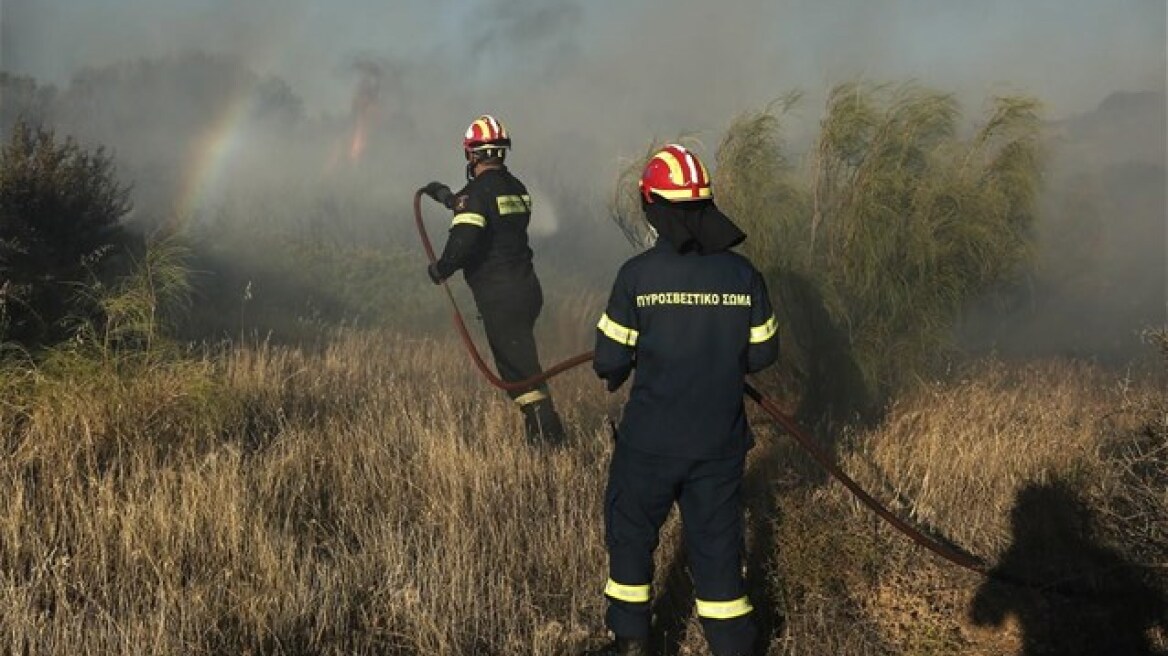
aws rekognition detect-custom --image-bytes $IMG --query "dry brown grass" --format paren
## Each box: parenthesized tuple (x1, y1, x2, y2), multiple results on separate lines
(0, 328, 611, 655)
(771, 356, 1168, 655)
(1, 322, 1164, 655)
(849, 358, 1120, 558)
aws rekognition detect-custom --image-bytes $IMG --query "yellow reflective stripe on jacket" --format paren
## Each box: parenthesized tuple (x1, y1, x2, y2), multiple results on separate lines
(496, 194, 531, 215)
(452, 212, 486, 228)
(749, 315, 778, 344)
(605, 579, 651, 603)
(695, 596, 753, 619)
(597, 313, 639, 346)
(515, 390, 547, 406)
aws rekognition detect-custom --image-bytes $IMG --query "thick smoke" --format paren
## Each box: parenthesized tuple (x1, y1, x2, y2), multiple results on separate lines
(960, 90, 1167, 363)
(4, 1, 1163, 183)
(1, 0, 1164, 355)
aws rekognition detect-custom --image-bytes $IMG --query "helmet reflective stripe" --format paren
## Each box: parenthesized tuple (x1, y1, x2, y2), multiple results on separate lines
(655, 150, 686, 189)
(640, 144, 712, 202)
(473, 118, 491, 140)
(695, 596, 753, 619)
(465, 114, 510, 149)
(682, 149, 699, 185)
(657, 144, 708, 188)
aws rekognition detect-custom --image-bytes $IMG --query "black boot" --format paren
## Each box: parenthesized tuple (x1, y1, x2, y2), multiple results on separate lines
(582, 636, 650, 656)
(521, 397, 567, 446)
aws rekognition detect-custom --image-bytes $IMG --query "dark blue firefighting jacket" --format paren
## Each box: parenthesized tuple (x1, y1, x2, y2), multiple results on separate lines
(433, 167, 535, 300)
(594, 239, 779, 459)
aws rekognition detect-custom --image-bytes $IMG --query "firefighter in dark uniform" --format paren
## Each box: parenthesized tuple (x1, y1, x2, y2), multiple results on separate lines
(421, 114, 566, 446)
(588, 145, 779, 656)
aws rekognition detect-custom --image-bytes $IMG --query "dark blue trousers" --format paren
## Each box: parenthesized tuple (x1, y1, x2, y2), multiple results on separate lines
(473, 272, 546, 402)
(603, 443, 756, 656)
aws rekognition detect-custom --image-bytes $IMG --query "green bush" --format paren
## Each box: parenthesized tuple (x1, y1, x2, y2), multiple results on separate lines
(0, 121, 135, 348)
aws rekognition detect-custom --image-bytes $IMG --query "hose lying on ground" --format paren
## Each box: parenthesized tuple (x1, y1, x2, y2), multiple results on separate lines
(413, 188, 987, 576)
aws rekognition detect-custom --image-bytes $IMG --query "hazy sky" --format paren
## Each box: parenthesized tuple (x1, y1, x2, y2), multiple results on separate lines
(7, 0, 1162, 202)
(3, 0, 1163, 231)
(0, 0, 1163, 358)
(3, 0, 1164, 122)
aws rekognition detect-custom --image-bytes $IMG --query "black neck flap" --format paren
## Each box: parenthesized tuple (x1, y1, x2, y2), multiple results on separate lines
(644, 199, 746, 255)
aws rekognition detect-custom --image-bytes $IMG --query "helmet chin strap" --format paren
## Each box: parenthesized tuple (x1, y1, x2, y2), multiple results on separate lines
(464, 148, 505, 181)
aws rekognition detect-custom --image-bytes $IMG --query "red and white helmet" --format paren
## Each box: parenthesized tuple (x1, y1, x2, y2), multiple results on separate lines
(639, 144, 712, 203)
(463, 114, 511, 159)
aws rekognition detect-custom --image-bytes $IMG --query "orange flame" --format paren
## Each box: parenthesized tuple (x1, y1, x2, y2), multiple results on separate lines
(345, 64, 382, 165)
(349, 120, 368, 162)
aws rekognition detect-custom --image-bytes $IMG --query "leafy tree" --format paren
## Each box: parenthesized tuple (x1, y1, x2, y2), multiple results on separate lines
(0, 72, 57, 137)
(0, 121, 134, 348)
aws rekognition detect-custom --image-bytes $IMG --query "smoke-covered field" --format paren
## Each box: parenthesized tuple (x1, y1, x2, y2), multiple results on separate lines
(2, 0, 1163, 354)
(1, 1, 1166, 654)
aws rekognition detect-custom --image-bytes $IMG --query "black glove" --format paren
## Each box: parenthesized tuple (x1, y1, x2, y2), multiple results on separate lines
(421, 181, 455, 208)
(426, 262, 445, 285)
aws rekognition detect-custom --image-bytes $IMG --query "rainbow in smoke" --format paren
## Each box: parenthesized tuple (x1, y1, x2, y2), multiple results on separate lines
(172, 93, 257, 224)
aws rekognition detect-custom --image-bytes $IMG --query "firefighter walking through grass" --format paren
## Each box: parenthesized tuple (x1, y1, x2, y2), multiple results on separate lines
(421, 114, 566, 446)
(589, 145, 779, 656)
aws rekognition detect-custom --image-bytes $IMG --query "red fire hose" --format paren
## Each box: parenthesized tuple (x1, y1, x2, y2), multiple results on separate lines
(413, 188, 987, 575)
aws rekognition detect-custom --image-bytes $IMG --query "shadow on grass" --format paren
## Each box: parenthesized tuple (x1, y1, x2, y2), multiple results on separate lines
(970, 480, 1168, 656)
(743, 439, 787, 656)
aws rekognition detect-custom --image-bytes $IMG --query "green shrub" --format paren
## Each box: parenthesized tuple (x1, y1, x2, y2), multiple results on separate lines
(0, 121, 135, 348)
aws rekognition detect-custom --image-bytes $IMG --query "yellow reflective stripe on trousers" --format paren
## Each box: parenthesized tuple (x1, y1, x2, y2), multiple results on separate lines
(695, 596, 753, 619)
(597, 313, 639, 346)
(496, 195, 531, 215)
(452, 212, 486, 228)
(515, 390, 547, 406)
(749, 314, 778, 344)
(605, 579, 651, 603)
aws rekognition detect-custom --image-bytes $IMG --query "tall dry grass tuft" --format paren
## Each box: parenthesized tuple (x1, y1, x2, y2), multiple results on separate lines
(712, 94, 809, 273)
(610, 83, 1045, 416)
(777, 83, 1042, 405)
(89, 235, 195, 357)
